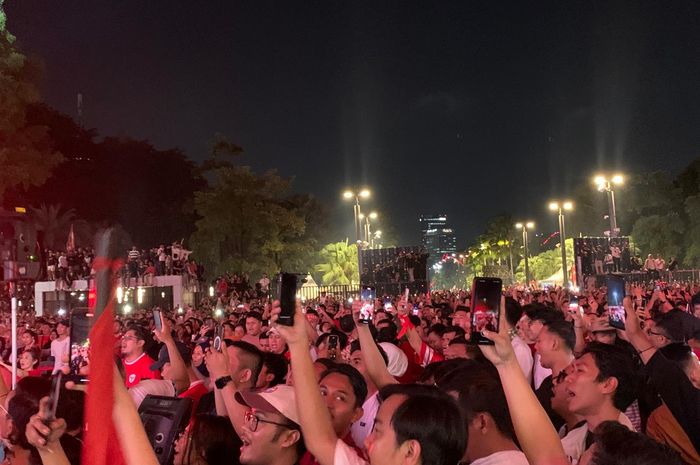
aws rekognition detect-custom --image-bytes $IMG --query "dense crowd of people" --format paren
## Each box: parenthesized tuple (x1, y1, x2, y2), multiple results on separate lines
(42, 243, 204, 290)
(0, 277, 697, 465)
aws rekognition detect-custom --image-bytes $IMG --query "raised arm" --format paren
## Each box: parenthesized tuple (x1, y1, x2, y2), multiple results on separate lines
(205, 343, 247, 436)
(153, 317, 189, 393)
(273, 301, 339, 465)
(353, 301, 397, 389)
(479, 296, 569, 465)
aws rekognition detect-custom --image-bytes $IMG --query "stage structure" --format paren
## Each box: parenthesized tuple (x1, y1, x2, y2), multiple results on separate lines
(360, 246, 429, 295)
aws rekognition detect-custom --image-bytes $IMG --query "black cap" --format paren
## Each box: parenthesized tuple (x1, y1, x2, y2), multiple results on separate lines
(150, 342, 192, 371)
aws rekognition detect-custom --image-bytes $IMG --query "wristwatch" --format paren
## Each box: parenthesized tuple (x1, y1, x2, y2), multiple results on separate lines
(215, 375, 233, 389)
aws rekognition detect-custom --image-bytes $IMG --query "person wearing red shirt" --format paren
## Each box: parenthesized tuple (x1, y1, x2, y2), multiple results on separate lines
(121, 325, 160, 388)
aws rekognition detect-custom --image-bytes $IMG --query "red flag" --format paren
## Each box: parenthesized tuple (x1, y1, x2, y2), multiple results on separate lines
(82, 281, 125, 465)
(66, 224, 76, 252)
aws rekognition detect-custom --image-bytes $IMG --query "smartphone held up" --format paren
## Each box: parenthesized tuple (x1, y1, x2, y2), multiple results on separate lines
(470, 277, 502, 345)
(359, 286, 376, 324)
(607, 275, 626, 329)
(277, 273, 299, 326)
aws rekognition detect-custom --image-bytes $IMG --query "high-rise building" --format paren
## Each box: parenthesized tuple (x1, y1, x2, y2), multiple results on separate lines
(419, 214, 457, 264)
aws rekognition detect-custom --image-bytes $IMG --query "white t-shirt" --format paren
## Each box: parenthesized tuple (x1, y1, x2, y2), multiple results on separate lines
(51, 337, 70, 374)
(511, 335, 533, 384)
(470, 450, 529, 465)
(351, 391, 380, 449)
(532, 353, 552, 390)
(561, 414, 634, 465)
(334, 438, 368, 465)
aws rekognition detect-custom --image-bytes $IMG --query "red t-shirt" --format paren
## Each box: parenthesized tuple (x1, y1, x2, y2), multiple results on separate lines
(123, 353, 161, 388)
(179, 380, 209, 422)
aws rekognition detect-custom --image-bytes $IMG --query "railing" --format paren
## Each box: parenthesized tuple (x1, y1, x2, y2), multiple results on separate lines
(588, 269, 700, 287)
(298, 284, 360, 301)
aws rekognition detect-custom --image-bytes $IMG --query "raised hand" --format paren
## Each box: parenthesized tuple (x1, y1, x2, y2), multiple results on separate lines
(26, 396, 67, 451)
(478, 296, 516, 367)
(271, 300, 307, 347)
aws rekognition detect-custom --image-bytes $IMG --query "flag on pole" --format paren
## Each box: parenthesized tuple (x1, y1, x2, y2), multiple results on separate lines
(82, 241, 126, 465)
(66, 224, 76, 252)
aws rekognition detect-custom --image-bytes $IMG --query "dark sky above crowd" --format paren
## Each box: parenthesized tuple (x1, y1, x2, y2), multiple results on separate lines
(6, 1, 700, 246)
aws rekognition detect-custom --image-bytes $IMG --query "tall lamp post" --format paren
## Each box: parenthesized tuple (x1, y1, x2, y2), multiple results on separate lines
(548, 201, 573, 288)
(343, 189, 370, 280)
(359, 211, 378, 248)
(515, 221, 534, 286)
(594, 174, 624, 237)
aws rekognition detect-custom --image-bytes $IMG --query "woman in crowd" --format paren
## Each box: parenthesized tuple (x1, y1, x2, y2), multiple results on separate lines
(173, 414, 241, 465)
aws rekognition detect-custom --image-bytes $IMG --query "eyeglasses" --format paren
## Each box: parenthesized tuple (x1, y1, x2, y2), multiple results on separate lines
(121, 335, 138, 342)
(244, 410, 295, 432)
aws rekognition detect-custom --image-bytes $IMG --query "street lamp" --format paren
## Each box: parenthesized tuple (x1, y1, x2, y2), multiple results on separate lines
(343, 188, 371, 277)
(515, 221, 535, 286)
(593, 174, 624, 237)
(548, 201, 574, 288)
(359, 211, 378, 248)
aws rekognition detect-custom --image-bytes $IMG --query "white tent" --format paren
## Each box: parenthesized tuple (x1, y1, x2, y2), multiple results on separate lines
(300, 274, 319, 300)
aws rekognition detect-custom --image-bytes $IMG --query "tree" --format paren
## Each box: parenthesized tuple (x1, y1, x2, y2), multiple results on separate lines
(683, 195, 700, 267)
(190, 157, 322, 279)
(0, 3, 62, 200)
(630, 213, 685, 263)
(515, 239, 574, 283)
(5, 105, 205, 246)
(314, 240, 359, 285)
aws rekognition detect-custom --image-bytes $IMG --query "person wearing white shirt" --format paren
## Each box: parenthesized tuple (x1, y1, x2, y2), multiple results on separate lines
(51, 320, 70, 374)
(439, 363, 529, 465)
(560, 342, 638, 465)
(504, 298, 533, 383)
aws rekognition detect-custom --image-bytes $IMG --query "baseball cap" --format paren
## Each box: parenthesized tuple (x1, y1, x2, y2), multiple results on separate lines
(150, 342, 192, 371)
(235, 385, 300, 425)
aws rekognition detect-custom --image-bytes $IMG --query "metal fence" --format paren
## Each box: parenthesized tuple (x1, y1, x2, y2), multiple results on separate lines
(297, 284, 360, 301)
(589, 269, 700, 287)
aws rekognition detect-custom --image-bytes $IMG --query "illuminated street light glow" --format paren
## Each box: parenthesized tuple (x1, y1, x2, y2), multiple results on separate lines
(548, 202, 559, 211)
(515, 222, 523, 229)
(526, 221, 535, 229)
(369, 211, 378, 219)
(359, 189, 370, 198)
(612, 174, 624, 185)
(343, 191, 354, 199)
(563, 201, 573, 211)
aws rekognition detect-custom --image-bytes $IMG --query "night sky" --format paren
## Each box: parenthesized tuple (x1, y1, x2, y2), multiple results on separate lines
(6, 1, 700, 247)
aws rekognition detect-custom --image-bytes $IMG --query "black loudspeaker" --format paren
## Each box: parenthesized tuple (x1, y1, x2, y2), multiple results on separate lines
(138, 395, 193, 465)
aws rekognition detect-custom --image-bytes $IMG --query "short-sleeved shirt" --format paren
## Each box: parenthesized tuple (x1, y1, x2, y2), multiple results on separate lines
(123, 353, 161, 388)
(351, 392, 380, 449)
(334, 438, 368, 465)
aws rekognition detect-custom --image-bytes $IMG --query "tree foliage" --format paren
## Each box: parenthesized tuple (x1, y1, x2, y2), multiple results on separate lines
(314, 240, 359, 285)
(4, 105, 204, 246)
(190, 157, 325, 279)
(515, 238, 574, 282)
(0, 3, 62, 200)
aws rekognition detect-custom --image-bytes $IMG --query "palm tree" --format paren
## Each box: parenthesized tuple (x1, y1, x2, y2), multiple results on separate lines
(315, 240, 359, 285)
(30, 204, 78, 250)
